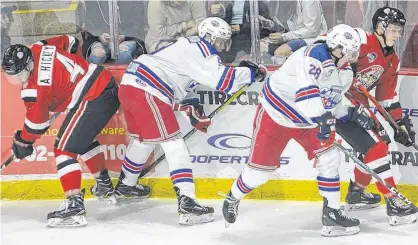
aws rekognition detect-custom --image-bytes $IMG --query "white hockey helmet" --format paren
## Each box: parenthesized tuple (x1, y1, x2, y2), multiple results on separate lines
(198, 17, 232, 52)
(326, 24, 361, 60)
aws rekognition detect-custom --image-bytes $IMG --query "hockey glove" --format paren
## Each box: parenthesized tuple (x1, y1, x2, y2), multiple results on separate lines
(174, 98, 211, 133)
(314, 112, 336, 141)
(238, 60, 267, 83)
(394, 115, 416, 147)
(12, 130, 34, 159)
(347, 102, 375, 130)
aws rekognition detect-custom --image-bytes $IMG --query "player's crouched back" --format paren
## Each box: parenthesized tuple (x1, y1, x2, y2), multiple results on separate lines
(111, 17, 266, 226)
(2, 41, 122, 227)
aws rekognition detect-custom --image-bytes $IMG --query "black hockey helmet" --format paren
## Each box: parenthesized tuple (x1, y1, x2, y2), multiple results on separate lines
(372, 7, 406, 30)
(2, 44, 33, 75)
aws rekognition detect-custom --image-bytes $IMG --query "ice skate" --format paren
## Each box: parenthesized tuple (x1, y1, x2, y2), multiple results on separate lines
(90, 169, 117, 204)
(114, 175, 151, 201)
(174, 187, 215, 225)
(385, 196, 417, 226)
(321, 198, 360, 237)
(344, 180, 381, 211)
(46, 189, 87, 228)
(222, 191, 240, 227)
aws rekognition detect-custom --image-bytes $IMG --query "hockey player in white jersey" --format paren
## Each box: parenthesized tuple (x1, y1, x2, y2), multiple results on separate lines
(222, 24, 371, 237)
(93, 17, 266, 225)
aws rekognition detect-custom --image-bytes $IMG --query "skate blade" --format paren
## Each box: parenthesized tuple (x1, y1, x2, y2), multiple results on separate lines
(179, 213, 215, 226)
(114, 194, 150, 204)
(46, 215, 87, 228)
(224, 221, 232, 228)
(95, 194, 118, 205)
(321, 225, 360, 237)
(343, 202, 380, 211)
(389, 214, 417, 226)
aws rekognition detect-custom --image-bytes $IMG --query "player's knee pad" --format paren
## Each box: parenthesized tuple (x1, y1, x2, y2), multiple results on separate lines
(316, 147, 340, 177)
(53, 148, 81, 178)
(362, 141, 392, 177)
(242, 166, 271, 188)
(125, 138, 155, 163)
(160, 138, 191, 170)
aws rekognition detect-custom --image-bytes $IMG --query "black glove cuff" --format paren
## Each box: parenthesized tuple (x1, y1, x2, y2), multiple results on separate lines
(14, 131, 34, 145)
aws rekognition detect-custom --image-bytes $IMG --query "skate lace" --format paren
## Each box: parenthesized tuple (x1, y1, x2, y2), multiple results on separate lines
(361, 190, 375, 199)
(338, 209, 356, 221)
(218, 191, 239, 214)
(392, 197, 410, 209)
(226, 195, 240, 214)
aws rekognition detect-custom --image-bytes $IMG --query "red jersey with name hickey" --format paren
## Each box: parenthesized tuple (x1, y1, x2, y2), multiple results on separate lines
(20, 42, 112, 142)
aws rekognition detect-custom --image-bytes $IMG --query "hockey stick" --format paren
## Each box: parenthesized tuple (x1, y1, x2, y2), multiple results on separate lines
(334, 141, 416, 207)
(356, 84, 418, 151)
(138, 84, 251, 178)
(1, 112, 61, 172)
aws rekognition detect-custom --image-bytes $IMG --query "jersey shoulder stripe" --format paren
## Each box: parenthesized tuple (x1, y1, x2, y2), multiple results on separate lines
(304, 43, 334, 68)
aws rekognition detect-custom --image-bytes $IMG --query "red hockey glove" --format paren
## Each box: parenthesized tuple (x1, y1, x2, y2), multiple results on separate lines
(173, 98, 211, 133)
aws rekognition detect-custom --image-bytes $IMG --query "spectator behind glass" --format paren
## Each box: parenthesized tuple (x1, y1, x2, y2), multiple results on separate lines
(145, 0, 206, 53)
(1, 5, 16, 60)
(206, 1, 228, 18)
(81, 0, 147, 65)
(267, 0, 327, 64)
(221, 0, 274, 63)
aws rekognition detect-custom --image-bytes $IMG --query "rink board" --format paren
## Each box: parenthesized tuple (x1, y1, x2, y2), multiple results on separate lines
(1, 68, 418, 202)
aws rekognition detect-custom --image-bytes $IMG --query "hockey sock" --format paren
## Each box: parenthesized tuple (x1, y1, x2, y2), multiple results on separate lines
(316, 147, 341, 209)
(230, 166, 270, 200)
(317, 176, 340, 209)
(362, 142, 396, 196)
(121, 139, 155, 186)
(80, 141, 105, 178)
(54, 148, 82, 195)
(160, 138, 196, 199)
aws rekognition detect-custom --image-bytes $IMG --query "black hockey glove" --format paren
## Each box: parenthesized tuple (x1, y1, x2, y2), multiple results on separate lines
(173, 98, 211, 133)
(238, 60, 267, 83)
(347, 102, 375, 130)
(12, 130, 34, 159)
(394, 115, 416, 147)
(314, 112, 336, 141)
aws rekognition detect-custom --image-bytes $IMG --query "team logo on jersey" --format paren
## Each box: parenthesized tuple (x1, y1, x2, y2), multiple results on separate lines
(135, 79, 147, 87)
(320, 85, 343, 109)
(356, 65, 384, 88)
(185, 81, 199, 92)
(37, 46, 56, 86)
(367, 52, 377, 63)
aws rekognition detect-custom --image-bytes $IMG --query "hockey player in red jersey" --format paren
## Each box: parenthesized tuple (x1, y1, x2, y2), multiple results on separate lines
(30, 35, 82, 57)
(336, 7, 417, 226)
(1, 38, 122, 227)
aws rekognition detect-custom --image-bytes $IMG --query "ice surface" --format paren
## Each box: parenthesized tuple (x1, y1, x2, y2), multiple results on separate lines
(1, 199, 417, 245)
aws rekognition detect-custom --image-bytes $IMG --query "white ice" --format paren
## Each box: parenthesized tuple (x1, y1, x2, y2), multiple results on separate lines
(1, 199, 417, 245)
